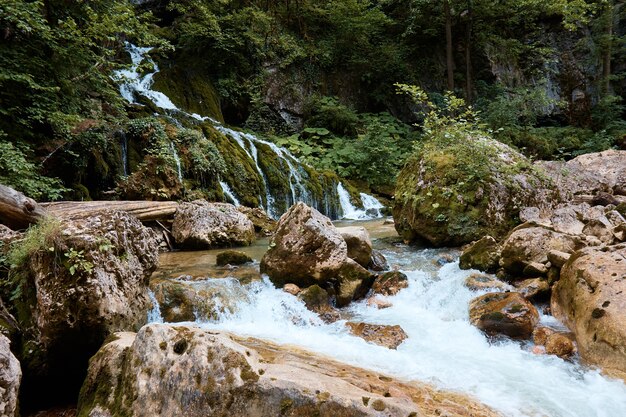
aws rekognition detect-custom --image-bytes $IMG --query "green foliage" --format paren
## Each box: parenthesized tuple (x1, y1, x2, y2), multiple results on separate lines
(64, 248, 93, 276)
(0, 136, 67, 200)
(305, 96, 359, 136)
(176, 128, 227, 185)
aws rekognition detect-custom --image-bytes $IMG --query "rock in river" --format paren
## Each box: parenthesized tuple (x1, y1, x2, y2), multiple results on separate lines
(77, 323, 500, 417)
(172, 201, 255, 249)
(469, 292, 539, 339)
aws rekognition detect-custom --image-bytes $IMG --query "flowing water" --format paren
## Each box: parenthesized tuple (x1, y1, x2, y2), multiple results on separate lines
(150, 219, 626, 417)
(219, 181, 241, 206)
(114, 43, 383, 220)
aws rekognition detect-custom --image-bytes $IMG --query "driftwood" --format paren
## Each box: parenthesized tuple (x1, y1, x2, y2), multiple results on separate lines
(0, 184, 47, 230)
(41, 201, 179, 222)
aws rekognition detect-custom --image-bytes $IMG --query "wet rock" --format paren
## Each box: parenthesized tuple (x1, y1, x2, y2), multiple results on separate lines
(10, 211, 158, 407)
(346, 322, 408, 349)
(464, 273, 513, 292)
(298, 285, 340, 323)
(514, 278, 550, 301)
(282, 283, 301, 296)
(216, 250, 253, 266)
(469, 292, 539, 339)
(261, 203, 374, 306)
(551, 244, 626, 380)
(459, 236, 501, 273)
(78, 324, 499, 417)
(545, 334, 576, 359)
(500, 226, 585, 276)
(366, 297, 392, 309)
(371, 271, 409, 296)
(337, 226, 373, 268)
(172, 201, 255, 249)
(237, 206, 276, 237)
(533, 326, 555, 346)
(394, 135, 555, 246)
(367, 250, 389, 272)
(0, 334, 20, 417)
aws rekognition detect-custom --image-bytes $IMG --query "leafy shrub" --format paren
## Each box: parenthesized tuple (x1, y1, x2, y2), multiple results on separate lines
(305, 96, 359, 136)
(0, 137, 67, 201)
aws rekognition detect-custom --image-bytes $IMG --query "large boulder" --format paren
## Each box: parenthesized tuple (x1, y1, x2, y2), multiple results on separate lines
(499, 226, 585, 276)
(469, 292, 539, 339)
(0, 334, 20, 417)
(172, 201, 255, 249)
(393, 134, 554, 246)
(261, 203, 374, 305)
(536, 150, 626, 199)
(237, 206, 276, 237)
(551, 244, 626, 380)
(9, 211, 159, 409)
(78, 324, 499, 417)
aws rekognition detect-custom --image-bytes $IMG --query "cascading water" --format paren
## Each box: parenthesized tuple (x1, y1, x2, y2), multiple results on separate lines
(169, 142, 183, 184)
(115, 43, 381, 219)
(219, 181, 240, 206)
(337, 182, 384, 220)
(147, 290, 163, 323)
(118, 130, 129, 176)
(150, 243, 626, 417)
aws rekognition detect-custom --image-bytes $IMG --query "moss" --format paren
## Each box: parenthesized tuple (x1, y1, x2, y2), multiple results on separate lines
(280, 398, 294, 414)
(152, 66, 224, 123)
(482, 311, 505, 321)
(216, 250, 253, 266)
(371, 399, 386, 411)
(240, 364, 259, 383)
(298, 285, 329, 310)
(361, 397, 370, 406)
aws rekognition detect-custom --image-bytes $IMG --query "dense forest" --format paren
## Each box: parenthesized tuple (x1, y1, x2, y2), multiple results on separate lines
(1, 0, 625, 201)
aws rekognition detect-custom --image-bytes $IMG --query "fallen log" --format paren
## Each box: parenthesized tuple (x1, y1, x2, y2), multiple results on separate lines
(0, 184, 47, 230)
(41, 201, 179, 222)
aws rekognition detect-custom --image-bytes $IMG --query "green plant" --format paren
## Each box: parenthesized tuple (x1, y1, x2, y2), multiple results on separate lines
(64, 248, 93, 276)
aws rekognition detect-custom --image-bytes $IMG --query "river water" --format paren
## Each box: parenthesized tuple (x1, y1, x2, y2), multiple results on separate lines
(149, 220, 626, 417)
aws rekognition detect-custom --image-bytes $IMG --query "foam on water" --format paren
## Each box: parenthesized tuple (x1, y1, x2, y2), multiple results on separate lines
(194, 259, 626, 417)
(337, 182, 384, 220)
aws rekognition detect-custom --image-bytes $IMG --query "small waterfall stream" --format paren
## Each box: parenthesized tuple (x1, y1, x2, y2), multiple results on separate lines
(169, 141, 183, 184)
(219, 181, 241, 206)
(115, 43, 382, 219)
(118, 131, 129, 176)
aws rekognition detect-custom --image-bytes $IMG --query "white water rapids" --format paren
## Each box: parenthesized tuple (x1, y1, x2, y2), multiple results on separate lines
(149, 239, 626, 417)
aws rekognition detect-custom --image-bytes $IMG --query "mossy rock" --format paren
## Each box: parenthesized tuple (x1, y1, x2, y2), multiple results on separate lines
(152, 66, 224, 123)
(216, 250, 253, 266)
(393, 133, 555, 246)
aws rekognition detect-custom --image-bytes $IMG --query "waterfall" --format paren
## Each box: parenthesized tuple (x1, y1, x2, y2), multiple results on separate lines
(118, 130, 129, 176)
(115, 43, 383, 219)
(337, 182, 383, 220)
(147, 290, 163, 323)
(219, 181, 241, 206)
(169, 142, 183, 184)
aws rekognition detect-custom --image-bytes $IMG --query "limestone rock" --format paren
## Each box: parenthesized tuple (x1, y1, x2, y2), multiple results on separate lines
(346, 322, 408, 349)
(283, 283, 301, 296)
(261, 203, 374, 306)
(533, 327, 555, 346)
(469, 292, 539, 339)
(537, 150, 626, 199)
(500, 226, 584, 275)
(371, 271, 409, 296)
(0, 334, 20, 417)
(459, 236, 501, 273)
(77, 324, 499, 417)
(547, 250, 570, 269)
(337, 226, 372, 268)
(216, 250, 253, 266)
(172, 201, 255, 249)
(464, 273, 513, 292)
(551, 244, 626, 380)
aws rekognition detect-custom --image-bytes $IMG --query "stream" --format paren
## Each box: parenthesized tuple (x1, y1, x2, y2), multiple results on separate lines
(150, 218, 626, 417)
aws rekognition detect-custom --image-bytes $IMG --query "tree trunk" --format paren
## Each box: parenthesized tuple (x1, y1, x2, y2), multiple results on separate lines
(0, 185, 46, 230)
(465, 0, 473, 101)
(444, 0, 455, 91)
(41, 201, 179, 222)
(602, 1, 614, 95)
